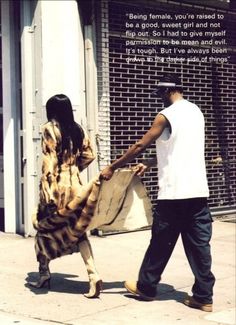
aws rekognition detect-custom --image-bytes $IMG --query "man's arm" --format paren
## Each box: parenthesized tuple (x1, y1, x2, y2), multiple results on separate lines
(100, 114, 168, 180)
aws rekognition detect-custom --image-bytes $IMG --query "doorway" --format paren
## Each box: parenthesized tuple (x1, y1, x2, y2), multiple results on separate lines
(0, 12, 4, 231)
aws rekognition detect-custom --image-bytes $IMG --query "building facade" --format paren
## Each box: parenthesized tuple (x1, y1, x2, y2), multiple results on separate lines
(97, 0, 236, 212)
(0, 0, 98, 235)
(0, 0, 235, 236)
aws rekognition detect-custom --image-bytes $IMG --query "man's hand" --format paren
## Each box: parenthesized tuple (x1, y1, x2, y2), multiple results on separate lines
(132, 163, 149, 177)
(100, 165, 114, 181)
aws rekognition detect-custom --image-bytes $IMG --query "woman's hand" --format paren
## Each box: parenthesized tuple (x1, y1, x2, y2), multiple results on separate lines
(100, 165, 114, 181)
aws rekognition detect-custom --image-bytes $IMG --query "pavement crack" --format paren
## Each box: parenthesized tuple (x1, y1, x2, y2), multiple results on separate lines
(29, 317, 73, 325)
(0, 309, 73, 325)
(66, 303, 130, 322)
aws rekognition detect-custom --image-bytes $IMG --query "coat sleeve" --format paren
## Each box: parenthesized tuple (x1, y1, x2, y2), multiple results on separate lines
(40, 122, 61, 204)
(77, 129, 96, 171)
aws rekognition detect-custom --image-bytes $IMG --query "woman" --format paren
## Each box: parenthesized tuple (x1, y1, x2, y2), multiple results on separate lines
(30, 94, 102, 298)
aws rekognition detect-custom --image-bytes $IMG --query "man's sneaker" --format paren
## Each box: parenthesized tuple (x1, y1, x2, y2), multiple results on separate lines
(124, 281, 155, 301)
(184, 296, 213, 312)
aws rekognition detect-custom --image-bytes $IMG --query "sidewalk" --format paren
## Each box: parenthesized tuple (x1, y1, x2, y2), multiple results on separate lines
(0, 219, 235, 325)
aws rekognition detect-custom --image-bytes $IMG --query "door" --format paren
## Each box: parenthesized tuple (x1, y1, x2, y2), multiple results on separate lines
(0, 15, 4, 231)
(0, 111, 4, 232)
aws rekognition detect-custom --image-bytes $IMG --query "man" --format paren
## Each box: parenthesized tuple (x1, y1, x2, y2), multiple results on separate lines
(100, 74, 215, 312)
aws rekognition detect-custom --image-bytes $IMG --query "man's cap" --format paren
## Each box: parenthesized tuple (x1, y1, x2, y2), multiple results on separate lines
(152, 74, 182, 95)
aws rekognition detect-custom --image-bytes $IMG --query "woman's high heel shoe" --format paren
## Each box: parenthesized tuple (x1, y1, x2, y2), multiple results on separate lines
(84, 278, 103, 298)
(29, 257, 51, 289)
(29, 274, 51, 289)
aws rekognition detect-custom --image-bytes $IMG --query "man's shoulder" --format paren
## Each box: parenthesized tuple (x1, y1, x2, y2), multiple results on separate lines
(173, 99, 201, 113)
(159, 101, 178, 116)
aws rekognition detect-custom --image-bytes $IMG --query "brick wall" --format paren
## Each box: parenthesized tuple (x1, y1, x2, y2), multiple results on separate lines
(96, 0, 236, 211)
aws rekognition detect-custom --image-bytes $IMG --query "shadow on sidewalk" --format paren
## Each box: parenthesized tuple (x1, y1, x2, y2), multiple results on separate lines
(25, 272, 187, 303)
(25, 272, 126, 296)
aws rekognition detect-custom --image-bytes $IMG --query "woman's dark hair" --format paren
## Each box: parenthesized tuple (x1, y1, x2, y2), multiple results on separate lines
(46, 94, 84, 154)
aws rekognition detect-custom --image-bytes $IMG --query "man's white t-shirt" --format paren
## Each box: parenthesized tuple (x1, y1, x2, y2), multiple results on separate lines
(156, 98, 209, 199)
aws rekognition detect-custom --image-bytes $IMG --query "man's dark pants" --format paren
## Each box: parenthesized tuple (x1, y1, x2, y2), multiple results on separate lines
(137, 198, 215, 303)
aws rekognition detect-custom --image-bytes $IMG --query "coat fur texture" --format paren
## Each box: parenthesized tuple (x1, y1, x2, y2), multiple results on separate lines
(33, 121, 101, 261)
